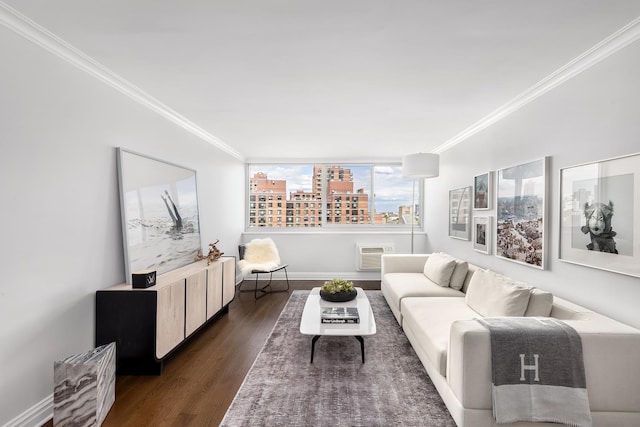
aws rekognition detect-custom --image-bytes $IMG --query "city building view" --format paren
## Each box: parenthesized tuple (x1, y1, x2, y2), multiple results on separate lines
(248, 165, 417, 228)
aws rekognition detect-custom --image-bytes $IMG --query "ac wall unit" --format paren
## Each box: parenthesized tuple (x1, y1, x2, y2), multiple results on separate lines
(356, 244, 395, 271)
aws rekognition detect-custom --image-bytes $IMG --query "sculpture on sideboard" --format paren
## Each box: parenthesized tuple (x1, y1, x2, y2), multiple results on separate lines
(195, 240, 224, 265)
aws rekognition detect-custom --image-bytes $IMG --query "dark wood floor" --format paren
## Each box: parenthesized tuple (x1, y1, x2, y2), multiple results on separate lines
(43, 280, 380, 427)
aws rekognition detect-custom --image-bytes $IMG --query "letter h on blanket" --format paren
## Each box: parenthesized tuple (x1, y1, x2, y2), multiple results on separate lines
(519, 353, 540, 382)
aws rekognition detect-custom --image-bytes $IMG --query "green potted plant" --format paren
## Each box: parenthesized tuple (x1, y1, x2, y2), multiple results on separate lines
(320, 278, 357, 302)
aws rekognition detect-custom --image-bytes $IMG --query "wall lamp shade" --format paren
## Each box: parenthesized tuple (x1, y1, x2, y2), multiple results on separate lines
(402, 153, 439, 178)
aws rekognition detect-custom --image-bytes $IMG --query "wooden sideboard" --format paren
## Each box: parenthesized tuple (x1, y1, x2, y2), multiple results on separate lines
(95, 257, 236, 375)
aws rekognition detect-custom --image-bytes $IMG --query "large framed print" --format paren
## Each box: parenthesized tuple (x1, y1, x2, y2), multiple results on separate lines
(473, 172, 493, 210)
(496, 158, 547, 268)
(117, 148, 201, 283)
(559, 153, 640, 278)
(473, 216, 492, 254)
(449, 186, 471, 240)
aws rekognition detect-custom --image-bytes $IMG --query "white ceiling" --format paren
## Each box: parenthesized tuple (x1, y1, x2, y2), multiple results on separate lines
(3, 1, 640, 161)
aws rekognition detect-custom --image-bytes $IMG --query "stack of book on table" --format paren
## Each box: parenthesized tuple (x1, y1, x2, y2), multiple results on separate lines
(321, 306, 359, 324)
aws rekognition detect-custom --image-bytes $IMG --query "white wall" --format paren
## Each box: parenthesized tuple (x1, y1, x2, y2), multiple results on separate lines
(241, 231, 427, 281)
(425, 40, 640, 329)
(0, 26, 244, 426)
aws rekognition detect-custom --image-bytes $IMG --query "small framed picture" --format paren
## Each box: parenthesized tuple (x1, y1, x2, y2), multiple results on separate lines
(473, 172, 493, 210)
(449, 186, 472, 240)
(473, 216, 492, 254)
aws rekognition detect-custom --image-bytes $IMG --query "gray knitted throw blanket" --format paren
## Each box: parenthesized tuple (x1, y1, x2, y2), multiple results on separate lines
(478, 317, 592, 427)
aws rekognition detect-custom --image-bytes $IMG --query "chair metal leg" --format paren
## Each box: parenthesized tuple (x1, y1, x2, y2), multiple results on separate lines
(239, 267, 290, 300)
(283, 267, 290, 292)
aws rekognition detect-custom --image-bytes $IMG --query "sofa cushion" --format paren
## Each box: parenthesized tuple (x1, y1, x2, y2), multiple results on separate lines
(465, 269, 532, 317)
(401, 297, 480, 376)
(384, 273, 465, 308)
(524, 287, 554, 317)
(461, 263, 482, 293)
(423, 253, 457, 287)
(438, 253, 469, 291)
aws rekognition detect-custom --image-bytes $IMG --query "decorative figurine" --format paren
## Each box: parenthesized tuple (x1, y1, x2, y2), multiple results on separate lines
(195, 239, 224, 265)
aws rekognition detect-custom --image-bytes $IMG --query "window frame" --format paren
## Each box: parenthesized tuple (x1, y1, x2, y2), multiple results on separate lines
(245, 162, 423, 231)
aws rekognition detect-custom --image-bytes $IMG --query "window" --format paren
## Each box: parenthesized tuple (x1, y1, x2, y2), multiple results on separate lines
(247, 164, 419, 228)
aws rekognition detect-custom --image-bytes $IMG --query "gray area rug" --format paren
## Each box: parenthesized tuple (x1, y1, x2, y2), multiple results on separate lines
(220, 291, 455, 427)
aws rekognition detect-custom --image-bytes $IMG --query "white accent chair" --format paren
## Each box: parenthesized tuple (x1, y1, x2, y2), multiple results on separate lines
(238, 238, 290, 299)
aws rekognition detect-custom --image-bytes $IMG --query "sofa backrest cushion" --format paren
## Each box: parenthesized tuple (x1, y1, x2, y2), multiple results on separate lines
(523, 287, 554, 317)
(437, 253, 469, 291)
(465, 269, 532, 316)
(423, 253, 456, 287)
(461, 263, 482, 293)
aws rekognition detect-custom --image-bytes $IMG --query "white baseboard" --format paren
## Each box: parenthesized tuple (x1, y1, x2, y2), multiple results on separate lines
(240, 271, 381, 282)
(287, 272, 381, 281)
(2, 395, 52, 427)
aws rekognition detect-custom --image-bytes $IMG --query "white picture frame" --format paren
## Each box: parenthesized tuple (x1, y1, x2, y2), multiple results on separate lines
(559, 152, 640, 278)
(473, 216, 492, 254)
(495, 157, 548, 269)
(449, 186, 472, 240)
(473, 171, 493, 210)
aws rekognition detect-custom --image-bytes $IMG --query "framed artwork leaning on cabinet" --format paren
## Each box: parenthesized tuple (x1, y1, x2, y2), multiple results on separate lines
(117, 148, 202, 283)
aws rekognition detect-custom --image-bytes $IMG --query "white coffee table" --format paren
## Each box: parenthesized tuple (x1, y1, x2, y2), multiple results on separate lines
(300, 287, 376, 363)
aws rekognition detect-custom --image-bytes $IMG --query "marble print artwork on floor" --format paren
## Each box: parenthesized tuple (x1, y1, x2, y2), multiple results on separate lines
(53, 342, 116, 427)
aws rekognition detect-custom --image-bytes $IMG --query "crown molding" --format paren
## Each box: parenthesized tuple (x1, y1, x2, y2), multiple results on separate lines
(433, 15, 640, 154)
(2, 2, 639, 160)
(0, 1, 244, 161)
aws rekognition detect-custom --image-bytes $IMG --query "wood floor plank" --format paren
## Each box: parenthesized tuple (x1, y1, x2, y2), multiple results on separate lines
(41, 280, 379, 427)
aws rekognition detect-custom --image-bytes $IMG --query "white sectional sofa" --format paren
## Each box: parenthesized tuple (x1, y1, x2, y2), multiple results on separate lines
(381, 253, 640, 427)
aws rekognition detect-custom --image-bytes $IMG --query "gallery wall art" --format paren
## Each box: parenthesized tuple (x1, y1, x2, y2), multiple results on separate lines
(473, 216, 492, 254)
(473, 172, 493, 210)
(449, 186, 472, 240)
(559, 152, 640, 278)
(117, 148, 201, 283)
(495, 158, 547, 268)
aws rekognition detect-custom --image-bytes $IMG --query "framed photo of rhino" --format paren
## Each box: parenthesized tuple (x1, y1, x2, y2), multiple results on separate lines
(559, 152, 640, 278)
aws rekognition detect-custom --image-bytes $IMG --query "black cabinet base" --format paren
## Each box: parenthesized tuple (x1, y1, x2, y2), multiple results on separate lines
(96, 293, 232, 376)
(117, 358, 163, 376)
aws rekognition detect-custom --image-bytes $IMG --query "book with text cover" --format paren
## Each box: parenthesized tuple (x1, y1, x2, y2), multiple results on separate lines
(321, 306, 359, 324)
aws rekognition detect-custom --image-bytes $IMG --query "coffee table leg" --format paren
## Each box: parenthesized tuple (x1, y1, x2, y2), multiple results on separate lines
(311, 335, 321, 363)
(354, 336, 365, 363)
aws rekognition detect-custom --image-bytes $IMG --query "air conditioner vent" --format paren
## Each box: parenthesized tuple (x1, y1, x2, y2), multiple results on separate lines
(356, 244, 394, 271)
(361, 247, 384, 254)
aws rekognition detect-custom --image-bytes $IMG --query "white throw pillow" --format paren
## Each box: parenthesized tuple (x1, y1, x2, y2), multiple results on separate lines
(438, 252, 468, 291)
(423, 253, 457, 287)
(524, 287, 554, 317)
(465, 269, 532, 317)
